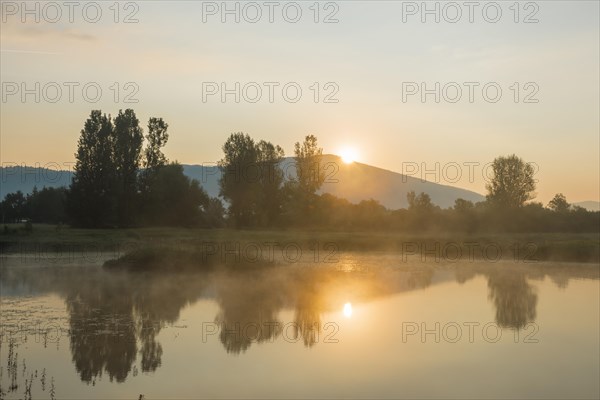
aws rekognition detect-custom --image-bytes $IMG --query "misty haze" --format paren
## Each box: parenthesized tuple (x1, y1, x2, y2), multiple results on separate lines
(1, 1, 599, 399)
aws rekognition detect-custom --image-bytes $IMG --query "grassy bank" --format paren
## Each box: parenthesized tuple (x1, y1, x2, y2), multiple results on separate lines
(1, 223, 599, 265)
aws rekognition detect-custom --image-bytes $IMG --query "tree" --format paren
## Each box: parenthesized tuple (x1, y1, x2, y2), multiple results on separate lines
(548, 193, 570, 212)
(486, 154, 536, 209)
(407, 191, 434, 211)
(142, 163, 209, 227)
(144, 117, 169, 172)
(1, 190, 27, 223)
(68, 110, 177, 228)
(140, 117, 170, 202)
(1, 187, 66, 225)
(293, 134, 325, 196)
(454, 198, 474, 213)
(218, 133, 259, 227)
(354, 199, 388, 229)
(112, 109, 144, 226)
(68, 110, 116, 227)
(201, 197, 226, 228)
(452, 198, 477, 232)
(218, 133, 287, 227)
(27, 186, 67, 224)
(405, 191, 437, 231)
(256, 140, 285, 226)
(286, 135, 325, 225)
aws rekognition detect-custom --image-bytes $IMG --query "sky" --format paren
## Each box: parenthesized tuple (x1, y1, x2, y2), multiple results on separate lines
(1, 0, 599, 203)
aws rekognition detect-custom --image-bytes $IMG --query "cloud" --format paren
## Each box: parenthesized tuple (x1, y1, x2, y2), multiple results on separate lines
(0, 49, 63, 55)
(1, 22, 98, 43)
(61, 29, 96, 42)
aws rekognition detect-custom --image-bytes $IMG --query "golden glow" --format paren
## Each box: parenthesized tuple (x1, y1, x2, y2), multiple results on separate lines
(343, 302, 353, 318)
(339, 148, 358, 164)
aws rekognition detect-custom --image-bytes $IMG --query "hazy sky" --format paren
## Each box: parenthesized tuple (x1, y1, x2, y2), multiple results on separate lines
(1, 1, 599, 202)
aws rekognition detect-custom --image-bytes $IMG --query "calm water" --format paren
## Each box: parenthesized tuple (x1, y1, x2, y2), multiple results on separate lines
(0, 254, 598, 399)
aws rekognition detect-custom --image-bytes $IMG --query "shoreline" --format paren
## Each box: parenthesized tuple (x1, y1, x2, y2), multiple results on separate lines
(1, 224, 598, 265)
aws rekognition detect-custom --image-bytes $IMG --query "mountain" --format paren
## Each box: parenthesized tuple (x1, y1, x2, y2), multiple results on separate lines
(185, 155, 485, 208)
(317, 155, 483, 209)
(574, 201, 600, 212)
(0, 166, 73, 198)
(1, 158, 596, 210)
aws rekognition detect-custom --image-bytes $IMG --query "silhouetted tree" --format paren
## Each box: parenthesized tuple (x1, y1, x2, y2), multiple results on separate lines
(451, 198, 478, 232)
(407, 191, 433, 211)
(201, 197, 226, 228)
(486, 154, 536, 209)
(219, 133, 260, 227)
(142, 163, 209, 227)
(353, 199, 388, 229)
(405, 191, 437, 231)
(293, 134, 325, 195)
(140, 117, 170, 196)
(548, 193, 570, 212)
(218, 133, 285, 227)
(143, 118, 169, 172)
(68, 110, 116, 227)
(26, 186, 67, 224)
(285, 135, 325, 225)
(112, 109, 144, 227)
(256, 140, 285, 226)
(1, 190, 27, 223)
(454, 198, 474, 213)
(67, 110, 214, 228)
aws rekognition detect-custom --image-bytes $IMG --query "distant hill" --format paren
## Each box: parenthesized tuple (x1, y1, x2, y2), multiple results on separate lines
(574, 201, 600, 212)
(185, 155, 485, 209)
(0, 166, 73, 198)
(317, 155, 483, 208)
(2, 158, 598, 210)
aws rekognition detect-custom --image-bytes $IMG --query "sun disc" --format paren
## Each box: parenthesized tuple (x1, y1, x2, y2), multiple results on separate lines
(343, 302, 353, 318)
(340, 148, 357, 164)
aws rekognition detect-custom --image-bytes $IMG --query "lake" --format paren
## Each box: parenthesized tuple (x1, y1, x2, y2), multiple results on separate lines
(1, 253, 598, 399)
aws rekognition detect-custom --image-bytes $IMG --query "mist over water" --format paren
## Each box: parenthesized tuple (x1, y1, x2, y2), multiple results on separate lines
(1, 0, 599, 399)
(1, 256, 598, 399)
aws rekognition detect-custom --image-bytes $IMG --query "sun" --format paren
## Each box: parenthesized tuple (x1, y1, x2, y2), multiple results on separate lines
(339, 147, 358, 164)
(343, 302, 353, 318)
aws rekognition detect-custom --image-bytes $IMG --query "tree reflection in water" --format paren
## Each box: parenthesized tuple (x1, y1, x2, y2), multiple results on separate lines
(454, 263, 595, 330)
(0, 261, 597, 384)
(65, 271, 208, 383)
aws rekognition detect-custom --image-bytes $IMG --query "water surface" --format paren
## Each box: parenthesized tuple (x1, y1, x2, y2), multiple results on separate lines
(1, 254, 598, 399)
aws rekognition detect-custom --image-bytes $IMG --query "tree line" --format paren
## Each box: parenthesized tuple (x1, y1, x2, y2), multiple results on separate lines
(1, 109, 598, 233)
(2, 110, 224, 229)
